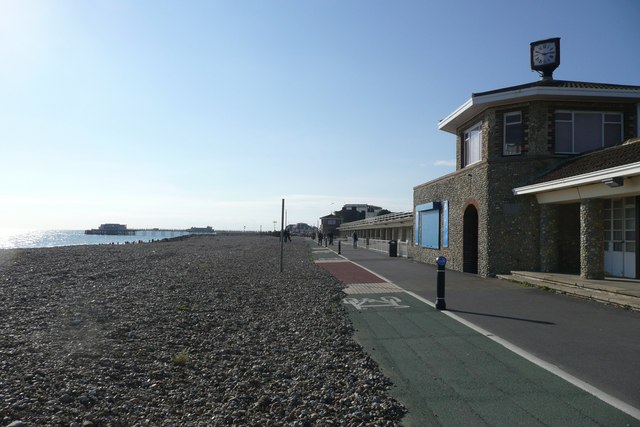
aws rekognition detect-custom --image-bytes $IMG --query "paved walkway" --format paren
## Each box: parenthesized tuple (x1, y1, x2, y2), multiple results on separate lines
(308, 240, 640, 426)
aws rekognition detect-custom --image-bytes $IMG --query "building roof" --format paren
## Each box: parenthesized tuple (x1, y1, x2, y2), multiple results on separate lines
(438, 79, 640, 134)
(320, 214, 342, 220)
(531, 138, 640, 184)
(473, 80, 640, 97)
(513, 138, 640, 198)
(342, 204, 382, 210)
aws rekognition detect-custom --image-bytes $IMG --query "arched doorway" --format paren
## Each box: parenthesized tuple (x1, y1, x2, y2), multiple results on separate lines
(463, 205, 479, 274)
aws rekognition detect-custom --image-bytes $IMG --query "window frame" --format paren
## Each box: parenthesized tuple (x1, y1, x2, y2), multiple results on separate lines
(503, 111, 523, 156)
(463, 122, 482, 167)
(554, 110, 623, 154)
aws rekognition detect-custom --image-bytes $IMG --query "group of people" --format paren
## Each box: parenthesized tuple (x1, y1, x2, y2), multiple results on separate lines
(283, 229, 352, 247)
(314, 231, 360, 248)
(316, 231, 334, 246)
(284, 230, 360, 247)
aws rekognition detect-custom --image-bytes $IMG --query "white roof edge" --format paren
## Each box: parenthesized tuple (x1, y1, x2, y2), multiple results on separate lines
(478, 85, 640, 105)
(439, 84, 640, 135)
(438, 98, 473, 132)
(513, 161, 640, 195)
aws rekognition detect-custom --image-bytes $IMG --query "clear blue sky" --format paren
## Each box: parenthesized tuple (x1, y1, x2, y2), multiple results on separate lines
(1, 0, 639, 231)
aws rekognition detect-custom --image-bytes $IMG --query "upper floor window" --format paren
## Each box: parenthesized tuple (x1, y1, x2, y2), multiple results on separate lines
(555, 111, 623, 154)
(503, 111, 522, 156)
(463, 123, 481, 166)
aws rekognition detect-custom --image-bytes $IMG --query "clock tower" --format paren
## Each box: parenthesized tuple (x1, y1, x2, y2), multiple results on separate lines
(530, 38, 560, 80)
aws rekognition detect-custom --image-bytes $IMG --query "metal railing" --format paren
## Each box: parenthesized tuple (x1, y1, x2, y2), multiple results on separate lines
(344, 237, 409, 257)
(338, 211, 413, 230)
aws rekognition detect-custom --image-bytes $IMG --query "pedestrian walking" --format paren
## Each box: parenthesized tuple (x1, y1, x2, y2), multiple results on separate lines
(318, 231, 323, 246)
(352, 232, 358, 248)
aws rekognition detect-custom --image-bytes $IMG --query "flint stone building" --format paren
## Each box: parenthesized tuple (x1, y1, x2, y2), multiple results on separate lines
(412, 79, 640, 279)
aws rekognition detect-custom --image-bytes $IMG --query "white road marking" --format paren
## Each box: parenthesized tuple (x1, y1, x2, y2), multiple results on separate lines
(338, 255, 640, 421)
(343, 296, 410, 310)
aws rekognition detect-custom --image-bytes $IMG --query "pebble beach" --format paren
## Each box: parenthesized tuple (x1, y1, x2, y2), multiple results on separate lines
(0, 235, 405, 426)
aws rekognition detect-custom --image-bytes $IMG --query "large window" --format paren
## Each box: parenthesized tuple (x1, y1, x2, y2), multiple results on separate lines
(503, 111, 522, 156)
(555, 111, 622, 154)
(463, 123, 482, 166)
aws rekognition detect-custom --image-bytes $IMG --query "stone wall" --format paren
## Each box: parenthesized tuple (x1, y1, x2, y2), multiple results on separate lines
(412, 162, 489, 274)
(485, 160, 544, 274)
(412, 158, 553, 277)
(481, 101, 557, 275)
(580, 199, 605, 279)
(414, 101, 559, 276)
(539, 204, 560, 272)
(412, 98, 635, 277)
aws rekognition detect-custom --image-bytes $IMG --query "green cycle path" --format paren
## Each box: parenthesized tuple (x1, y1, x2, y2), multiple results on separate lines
(307, 241, 640, 426)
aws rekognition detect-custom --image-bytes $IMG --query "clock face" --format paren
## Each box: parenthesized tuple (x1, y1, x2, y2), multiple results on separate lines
(530, 38, 560, 76)
(532, 42, 557, 66)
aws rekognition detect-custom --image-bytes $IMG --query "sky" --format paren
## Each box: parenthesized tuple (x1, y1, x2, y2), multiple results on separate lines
(1, 0, 639, 231)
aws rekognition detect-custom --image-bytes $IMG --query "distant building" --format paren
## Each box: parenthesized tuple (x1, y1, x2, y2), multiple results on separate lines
(342, 204, 383, 219)
(288, 223, 316, 236)
(320, 214, 342, 236)
(188, 226, 216, 234)
(85, 223, 134, 235)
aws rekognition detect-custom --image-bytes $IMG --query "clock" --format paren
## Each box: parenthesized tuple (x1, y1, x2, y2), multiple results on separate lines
(530, 38, 560, 78)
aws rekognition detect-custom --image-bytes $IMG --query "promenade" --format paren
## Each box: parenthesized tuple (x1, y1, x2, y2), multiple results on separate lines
(309, 239, 640, 426)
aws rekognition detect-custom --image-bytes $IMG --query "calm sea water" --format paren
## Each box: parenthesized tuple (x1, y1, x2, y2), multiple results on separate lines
(0, 229, 192, 249)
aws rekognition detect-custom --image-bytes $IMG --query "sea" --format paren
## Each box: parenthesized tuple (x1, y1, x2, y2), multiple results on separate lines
(0, 229, 193, 250)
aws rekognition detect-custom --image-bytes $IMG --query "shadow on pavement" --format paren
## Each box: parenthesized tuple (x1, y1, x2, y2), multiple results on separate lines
(446, 309, 556, 325)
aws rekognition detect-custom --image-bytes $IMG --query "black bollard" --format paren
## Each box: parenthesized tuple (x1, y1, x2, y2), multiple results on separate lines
(338, 240, 341, 255)
(435, 256, 447, 310)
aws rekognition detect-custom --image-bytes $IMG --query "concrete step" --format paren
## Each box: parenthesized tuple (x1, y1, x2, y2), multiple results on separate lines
(497, 272, 640, 311)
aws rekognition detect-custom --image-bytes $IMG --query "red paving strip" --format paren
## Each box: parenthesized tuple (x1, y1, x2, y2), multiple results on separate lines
(317, 261, 384, 284)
